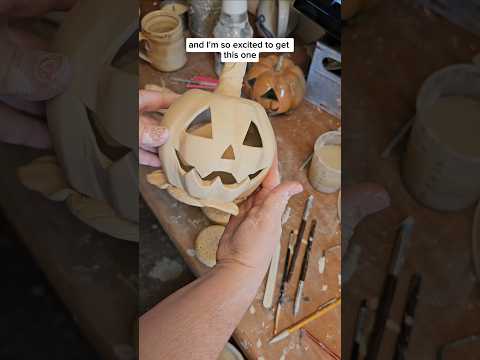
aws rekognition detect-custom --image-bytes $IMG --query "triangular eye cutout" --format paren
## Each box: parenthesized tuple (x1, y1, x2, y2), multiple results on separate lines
(261, 88, 278, 101)
(221, 145, 235, 160)
(186, 108, 213, 139)
(243, 122, 263, 148)
(248, 78, 257, 87)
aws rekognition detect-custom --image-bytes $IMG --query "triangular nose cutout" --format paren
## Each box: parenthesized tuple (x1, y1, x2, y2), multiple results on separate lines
(221, 145, 235, 160)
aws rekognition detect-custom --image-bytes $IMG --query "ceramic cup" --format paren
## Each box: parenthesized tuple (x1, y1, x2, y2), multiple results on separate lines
(309, 130, 341, 193)
(139, 10, 187, 72)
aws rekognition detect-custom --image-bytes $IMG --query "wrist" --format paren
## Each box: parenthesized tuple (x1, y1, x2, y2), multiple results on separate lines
(213, 260, 266, 288)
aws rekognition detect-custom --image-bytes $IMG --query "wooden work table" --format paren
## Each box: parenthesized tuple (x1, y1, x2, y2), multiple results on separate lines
(0, 144, 138, 360)
(139, 51, 341, 359)
(342, 1, 480, 359)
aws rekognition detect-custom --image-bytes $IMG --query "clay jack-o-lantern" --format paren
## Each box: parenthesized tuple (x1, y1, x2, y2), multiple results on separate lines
(245, 54, 306, 115)
(151, 62, 276, 215)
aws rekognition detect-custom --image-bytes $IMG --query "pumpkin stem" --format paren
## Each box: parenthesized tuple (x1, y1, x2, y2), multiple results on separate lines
(215, 62, 247, 98)
(275, 55, 285, 72)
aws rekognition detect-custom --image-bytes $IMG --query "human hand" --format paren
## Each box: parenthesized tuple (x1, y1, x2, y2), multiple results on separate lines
(216, 156, 303, 277)
(139, 87, 180, 167)
(0, 0, 77, 17)
(0, 0, 76, 148)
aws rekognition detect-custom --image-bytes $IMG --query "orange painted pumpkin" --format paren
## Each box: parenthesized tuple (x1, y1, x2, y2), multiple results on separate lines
(245, 54, 306, 115)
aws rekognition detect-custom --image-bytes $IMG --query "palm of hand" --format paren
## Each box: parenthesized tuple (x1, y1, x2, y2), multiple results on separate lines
(216, 157, 302, 275)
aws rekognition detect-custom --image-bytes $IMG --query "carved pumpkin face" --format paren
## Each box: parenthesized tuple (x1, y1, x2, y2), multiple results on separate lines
(159, 89, 276, 208)
(245, 54, 306, 115)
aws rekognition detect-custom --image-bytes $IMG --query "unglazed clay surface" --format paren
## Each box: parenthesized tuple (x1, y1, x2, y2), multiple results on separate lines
(202, 207, 231, 225)
(155, 62, 276, 214)
(19, 156, 138, 242)
(139, 10, 187, 72)
(195, 225, 225, 268)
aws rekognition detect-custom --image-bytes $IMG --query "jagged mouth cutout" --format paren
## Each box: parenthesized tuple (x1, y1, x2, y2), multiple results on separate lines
(175, 107, 266, 186)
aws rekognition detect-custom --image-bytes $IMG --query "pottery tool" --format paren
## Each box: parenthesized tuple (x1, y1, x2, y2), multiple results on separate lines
(473, 200, 480, 284)
(300, 152, 314, 171)
(287, 195, 314, 282)
(263, 240, 281, 309)
(437, 334, 480, 360)
(281, 206, 292, 225)
(318, 250, 326, 274)
(303, 328, 341, 360)
(318, 243, 341, 275)
(380, 118, 414, 159)
(274, 230, 295, 334)
(269, 297, 341, 344)
(393, 273, 422, 360)
(265, 207, 292, 311)
(365, 216, 415, 360)
(264, 207, 292, 309)
(351, 299, 368, 360)
(171, 76, 219, 90)
(293, 220, 317, 316)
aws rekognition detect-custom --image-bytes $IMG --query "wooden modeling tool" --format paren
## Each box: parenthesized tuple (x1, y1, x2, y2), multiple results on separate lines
(381, 118, 414, 159)
(264, 207, 292, 309)
(351, 299, 368, 360)
(303, 329, 341, 360)
(300, 152, 314, 170)
(366, 216, 415, 360)
(265, 207, 293, 310)
(171, 76, 219, 89)
(269, 297, 341, 344)
(294, 220, 317, 316)
(274, 230, 295, 334)
(319, 244, 341, 275)
(287, 195, 314, 282)
(437, 334, 480, 360)
(393, 273, 422, 360)
(263, 240, 281, 309)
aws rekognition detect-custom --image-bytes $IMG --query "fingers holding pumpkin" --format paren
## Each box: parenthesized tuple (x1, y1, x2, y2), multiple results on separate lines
(139, 115, 169, 149)
(139, 87, 179, 167)
(260, 181, 303, 222)
(0, 102, 51, 149)
(0, 0, 77, 16)
(140, 148, 162, 167)
(139, 88, 180, 113)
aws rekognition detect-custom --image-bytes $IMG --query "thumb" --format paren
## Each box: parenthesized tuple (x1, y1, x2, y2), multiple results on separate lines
(1, 42, 71, 101)
(261, 181, 303, 221)
(139, 115, 169, 148)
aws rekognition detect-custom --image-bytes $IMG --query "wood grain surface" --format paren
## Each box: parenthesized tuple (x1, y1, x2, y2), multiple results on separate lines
(140, 51, 341, 359)
(342, 1, 480, 359)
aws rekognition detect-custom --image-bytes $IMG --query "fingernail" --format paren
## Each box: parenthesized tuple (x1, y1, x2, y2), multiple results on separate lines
(144, 126, 168, 146)
(288, 184, 303, 196)
(36, 53, 70, 83)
